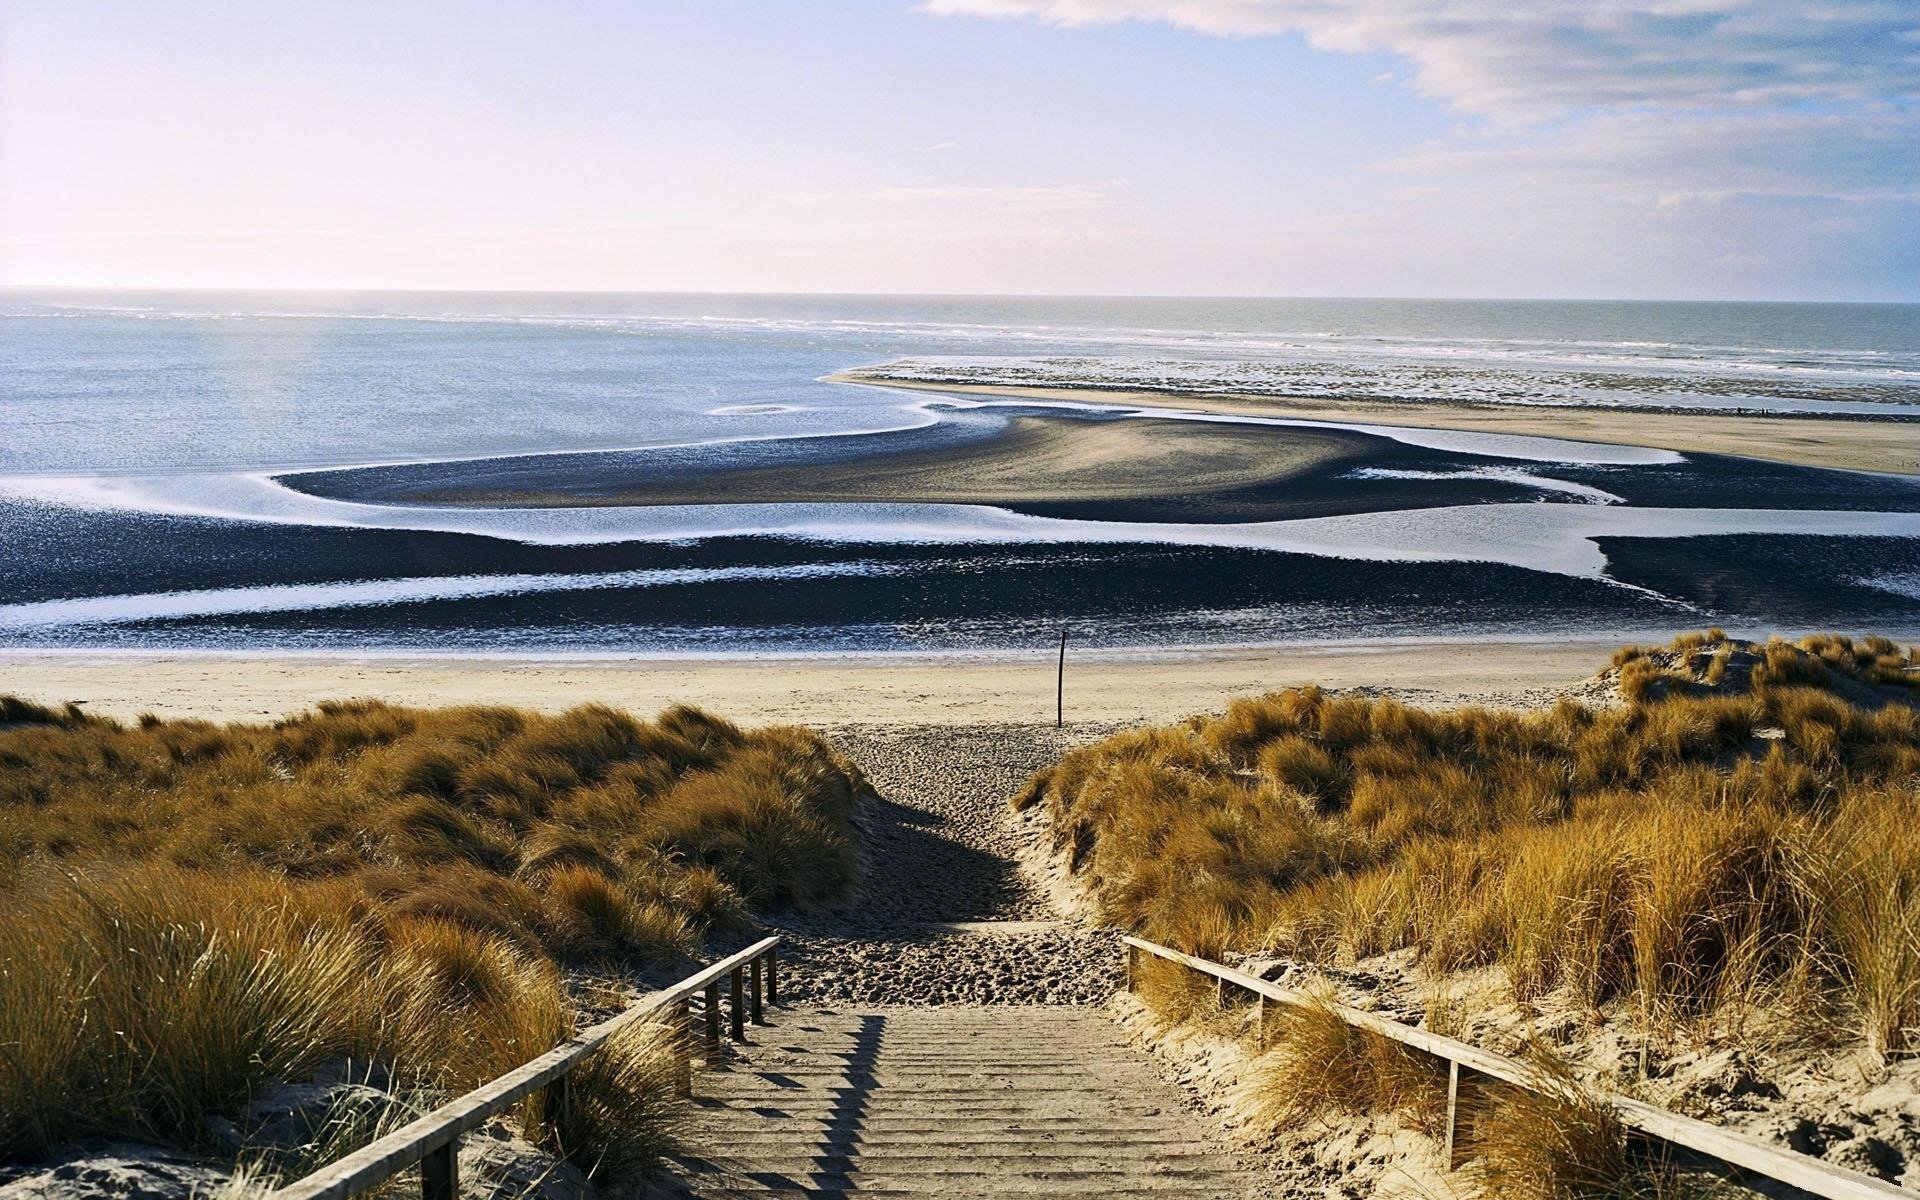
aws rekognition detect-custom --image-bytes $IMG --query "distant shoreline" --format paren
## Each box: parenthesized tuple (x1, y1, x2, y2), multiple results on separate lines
(831, 374, 1920, 477)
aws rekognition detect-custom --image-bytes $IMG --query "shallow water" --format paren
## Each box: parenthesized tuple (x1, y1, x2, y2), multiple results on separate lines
(4, 290, 1917, 652)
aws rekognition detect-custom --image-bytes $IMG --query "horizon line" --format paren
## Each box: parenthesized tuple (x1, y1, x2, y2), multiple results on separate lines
(3, 283, 1915, 307)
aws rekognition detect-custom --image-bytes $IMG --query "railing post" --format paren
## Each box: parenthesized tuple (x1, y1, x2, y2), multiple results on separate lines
(546, 1075, 573, 1148)
(704, 981, 722, 1061)
(421, 1138, 457, 1200)
(750, 954, 765, 1025)
(1255, 995, 1270, 1051)
(729, 966, 746, 1041)
(1444, 1059, 1463, 1170)
(1125, 942, 1138, 993)
(765, 945, 779, 1006)
(677, 996, 694, 1097)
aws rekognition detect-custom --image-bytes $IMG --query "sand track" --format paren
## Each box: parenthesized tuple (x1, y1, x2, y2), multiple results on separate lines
(762, 724, 1122, 1008)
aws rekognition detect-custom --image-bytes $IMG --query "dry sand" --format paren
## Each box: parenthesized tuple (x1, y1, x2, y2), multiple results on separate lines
(0, 639, 1621, 726)
(847, 377, 1920, 477)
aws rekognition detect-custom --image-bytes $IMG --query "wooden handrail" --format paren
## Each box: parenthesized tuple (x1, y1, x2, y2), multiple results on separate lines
(272, 936, 781, 1200)
(1123, 935, 1916, 1200)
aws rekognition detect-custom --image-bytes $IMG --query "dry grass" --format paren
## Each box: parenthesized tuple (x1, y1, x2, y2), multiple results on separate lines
(541, 1019, 684, 1183)
(1248, 991, 1450, 1138)
(0, 698, 865, 1175)
(1469, 1058, 1728, 1199)
(1024, 633, 1919, 1185)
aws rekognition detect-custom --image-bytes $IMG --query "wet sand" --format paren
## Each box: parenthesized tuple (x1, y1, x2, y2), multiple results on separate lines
(279, 410, 1392, 520)
(842, 377, 1920, 477)
(0, 639, 1621, 726)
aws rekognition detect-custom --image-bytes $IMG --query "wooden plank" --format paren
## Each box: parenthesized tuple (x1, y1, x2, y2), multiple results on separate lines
(1121, 936, 1918, 1200)
(1614, 1096, 1915, 1200)
(1123, 937, 1539, 1087)
(272, 937, 778, 1200)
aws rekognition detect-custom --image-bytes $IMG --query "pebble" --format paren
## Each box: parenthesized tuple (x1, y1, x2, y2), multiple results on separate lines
(756, 723, 1125, 1006)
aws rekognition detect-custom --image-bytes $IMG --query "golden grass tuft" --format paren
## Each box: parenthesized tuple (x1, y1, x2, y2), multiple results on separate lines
(1249, 991, 1450, 1137)
(0, 698, 866, 1168)
(1469, 1059, 1724, 1199)
(540, 1019, 684, 1183)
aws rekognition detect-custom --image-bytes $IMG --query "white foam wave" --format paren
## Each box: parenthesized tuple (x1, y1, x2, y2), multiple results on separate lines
(1344, 466, 1624, 504)
(855, 356, 1920, 417)
(1859, 572, 1920, 601)
(0, 562, 903, 629)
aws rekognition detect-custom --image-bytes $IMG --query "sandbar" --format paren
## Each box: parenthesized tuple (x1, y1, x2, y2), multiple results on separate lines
(836, 377, 1920, 477)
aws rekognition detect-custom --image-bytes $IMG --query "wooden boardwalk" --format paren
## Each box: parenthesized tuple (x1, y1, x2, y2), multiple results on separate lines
(654, 1005, 1262, 1198)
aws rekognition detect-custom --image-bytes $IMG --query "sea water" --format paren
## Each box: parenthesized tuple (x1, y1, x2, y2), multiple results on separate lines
(3, 290, 1917, 652)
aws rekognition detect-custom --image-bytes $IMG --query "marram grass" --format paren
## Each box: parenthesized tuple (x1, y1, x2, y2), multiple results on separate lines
(0, 698, 865, 1178)
(1022, 633, 1919, 1188)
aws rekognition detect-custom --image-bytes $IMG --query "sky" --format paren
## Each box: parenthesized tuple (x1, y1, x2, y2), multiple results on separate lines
(0, 1, 1914, 300)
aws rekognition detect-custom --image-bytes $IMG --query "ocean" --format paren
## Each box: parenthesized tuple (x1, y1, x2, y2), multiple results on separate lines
(4, 290, 1918, 654)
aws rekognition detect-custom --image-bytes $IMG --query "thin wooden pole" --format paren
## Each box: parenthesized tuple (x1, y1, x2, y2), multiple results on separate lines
(546, 1075, 572, 1148)
(750, 955, 764, 1025)
(1056, 629, 1067, 729)
(1444, 1059, 1463, 1170)
(704, 981, 721, 1061)
(765, 946, 779, 1006)
(676, 997, 693, 1097)
(420, 1141, 456, 1200)
(729, 967, 745, 1041)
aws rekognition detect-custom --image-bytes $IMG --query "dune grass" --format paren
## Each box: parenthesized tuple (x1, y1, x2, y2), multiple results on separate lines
(1469, 1058, 1726, 1200)
(0, 698, 865, 1179)
(1021, 633, 1918, 1186)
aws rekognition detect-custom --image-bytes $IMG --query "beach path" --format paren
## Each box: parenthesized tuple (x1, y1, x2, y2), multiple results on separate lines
(654, 723, 1262, 1197)
(656, 1006, 1261, 1198)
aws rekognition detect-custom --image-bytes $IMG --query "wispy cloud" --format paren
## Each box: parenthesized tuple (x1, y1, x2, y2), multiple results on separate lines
(922, 1, 1918, 119)
(925, 0, 1920, 286)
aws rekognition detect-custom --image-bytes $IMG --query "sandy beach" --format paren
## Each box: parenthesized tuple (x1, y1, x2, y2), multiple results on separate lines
(1, 639, 1621, 726)
(841, 376, 1920, 477)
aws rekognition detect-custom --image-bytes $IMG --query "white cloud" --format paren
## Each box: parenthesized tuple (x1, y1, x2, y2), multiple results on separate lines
(923, 0, 1919, 119)
(925, 0, 1920, 298)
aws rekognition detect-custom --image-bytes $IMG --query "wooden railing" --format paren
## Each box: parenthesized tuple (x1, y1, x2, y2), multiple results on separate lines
(271, 936, 782, 1200)
(1124, 935, 1916, 1200)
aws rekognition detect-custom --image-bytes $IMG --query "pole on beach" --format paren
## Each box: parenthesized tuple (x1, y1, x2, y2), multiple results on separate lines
(1056, 628, 1067, 729)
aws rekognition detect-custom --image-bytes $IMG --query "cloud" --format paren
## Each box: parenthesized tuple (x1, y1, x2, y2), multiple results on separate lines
(1383, 108, 1920, 203)
(925, 0, 1920, 299)
(922, 0, 1919, 120)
